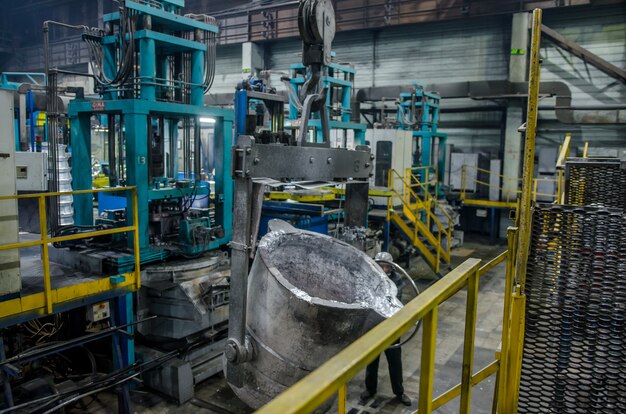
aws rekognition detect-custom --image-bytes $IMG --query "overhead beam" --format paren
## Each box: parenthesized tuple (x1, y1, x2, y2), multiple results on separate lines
(541, 24, 626, 84)
(209, 0, 592, 45)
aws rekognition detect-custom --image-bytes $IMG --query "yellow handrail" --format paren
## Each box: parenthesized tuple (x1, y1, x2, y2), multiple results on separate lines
(408, 170, 453, 224)
(388, 169, 451, 264)
(556, 134, 572, 204)
(0, 186, 141, 315)
(255, 248, 509, 414)
(459, 164, 559, 204)
(556, 133, 572, 168)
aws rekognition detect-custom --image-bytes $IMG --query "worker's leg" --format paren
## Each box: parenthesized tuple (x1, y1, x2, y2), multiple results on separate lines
(364, 355, 381, 393)
(385, 346, 404, 396)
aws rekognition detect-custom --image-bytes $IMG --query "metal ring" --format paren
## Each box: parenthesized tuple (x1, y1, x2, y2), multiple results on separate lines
(375, 259, 421, 349)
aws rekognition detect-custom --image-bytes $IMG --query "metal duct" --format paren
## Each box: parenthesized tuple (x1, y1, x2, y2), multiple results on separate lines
(355, 81, 626, 124)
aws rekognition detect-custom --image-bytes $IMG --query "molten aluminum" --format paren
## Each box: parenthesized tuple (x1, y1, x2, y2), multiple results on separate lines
(228, 220, 402, 409)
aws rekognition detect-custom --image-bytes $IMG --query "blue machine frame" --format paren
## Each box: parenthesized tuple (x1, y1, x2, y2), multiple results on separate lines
(68, 1, 233, 267)
(288, 61, 367, 146)
(396, 82, 448, 193)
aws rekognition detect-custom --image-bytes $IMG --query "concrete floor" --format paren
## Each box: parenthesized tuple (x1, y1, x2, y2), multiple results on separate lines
(80, 236, 507, 414)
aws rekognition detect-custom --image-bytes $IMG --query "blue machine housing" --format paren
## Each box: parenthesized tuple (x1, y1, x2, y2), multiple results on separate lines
(68, 0, 233, 268)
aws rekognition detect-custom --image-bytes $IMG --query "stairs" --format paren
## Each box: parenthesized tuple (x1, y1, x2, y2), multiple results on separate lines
(387, 168, 452, 275)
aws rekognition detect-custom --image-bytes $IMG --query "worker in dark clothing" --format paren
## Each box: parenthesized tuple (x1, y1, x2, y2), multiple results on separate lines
(360, 251, 412, 406)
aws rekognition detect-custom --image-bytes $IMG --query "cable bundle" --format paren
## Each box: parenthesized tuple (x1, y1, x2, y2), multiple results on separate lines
(185, 13, 218, 94)
(83, 2, 135, 88)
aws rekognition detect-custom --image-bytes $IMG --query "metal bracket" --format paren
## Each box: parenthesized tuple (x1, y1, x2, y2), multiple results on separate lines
(232, 135, 255, 178)
(228, 241, 249, 252)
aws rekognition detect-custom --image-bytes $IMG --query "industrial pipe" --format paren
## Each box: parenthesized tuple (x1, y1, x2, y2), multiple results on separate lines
(356, 80, 626, 124)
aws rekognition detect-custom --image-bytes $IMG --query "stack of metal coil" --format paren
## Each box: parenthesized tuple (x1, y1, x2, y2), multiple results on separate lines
(565, 158, 626, 209)
(520, 202, 626, 413)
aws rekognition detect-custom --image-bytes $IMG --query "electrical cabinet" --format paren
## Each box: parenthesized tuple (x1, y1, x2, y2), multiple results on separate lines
(15, 152, 48, 191)
(366, 129, 413, 188)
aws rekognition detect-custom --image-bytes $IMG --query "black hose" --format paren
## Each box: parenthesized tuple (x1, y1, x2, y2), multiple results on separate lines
(375, 259, 422, 349)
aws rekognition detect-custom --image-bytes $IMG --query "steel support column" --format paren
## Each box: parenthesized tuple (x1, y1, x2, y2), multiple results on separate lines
(139, 38, 156, 101)
(124, 113, 150, 248)
(70, 112, 93, 226)
(502, 12, 530, 203)
(225, 173, 252, 388)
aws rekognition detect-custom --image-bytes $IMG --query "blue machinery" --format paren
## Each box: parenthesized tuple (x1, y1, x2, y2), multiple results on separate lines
(289, 61, 367, 147)
(0, 0, 234, 409)
(396, 83, 448, 193)
(66, 0, 233, 267)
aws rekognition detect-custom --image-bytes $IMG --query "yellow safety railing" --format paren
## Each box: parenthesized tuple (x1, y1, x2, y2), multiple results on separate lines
(257, 9, 545, 414)
(387, 168, 452, 272)
(460, 164, 559, 206)
(406, 167, 453, 223)
(0, 187, 141, 316)
(255, 236, 511, 414)
(258, 10, 544, 410)
(556, 133, 572, 204)
(406, 168, 454, 265)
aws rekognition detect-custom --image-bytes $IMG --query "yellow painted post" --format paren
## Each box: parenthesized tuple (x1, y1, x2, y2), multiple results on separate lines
(497, 227, 517, 413)
(418, 307, 438, 414)
(337, 384, 347, 414)
(38, 195, 52, 314)
(582, 142, 589, 158)
(505, 288, 526, 414)
(460, 268, 479, 413)
(131, 187, 141, 289)
(556, 170, 563, 204)
(435, 229, 441, 273)
(514, 8, 542, 290)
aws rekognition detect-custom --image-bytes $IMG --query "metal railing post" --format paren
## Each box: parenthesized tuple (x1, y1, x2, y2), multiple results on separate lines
(38, 195, 53, 314)
(447, 220, 452, 263)
(436, 230, 442, 273)
(497, 227, 518, 413)
(418, 307, 438, 414)
(506, 287, 526, 414)
(460, 268, 479, 413)
(337, 384, 347, 414)
(514, 8, 542, 289)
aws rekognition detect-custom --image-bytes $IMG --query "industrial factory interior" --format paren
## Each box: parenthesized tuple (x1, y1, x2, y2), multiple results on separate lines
(0, 0, 624, 413)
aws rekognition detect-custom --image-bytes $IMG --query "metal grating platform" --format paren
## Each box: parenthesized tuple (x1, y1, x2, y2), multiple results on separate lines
(565, 158, 626, 209)
(519, 204, 626, 413)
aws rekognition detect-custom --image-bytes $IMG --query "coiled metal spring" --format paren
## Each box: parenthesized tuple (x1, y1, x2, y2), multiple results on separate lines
(518, 203, 626, 413)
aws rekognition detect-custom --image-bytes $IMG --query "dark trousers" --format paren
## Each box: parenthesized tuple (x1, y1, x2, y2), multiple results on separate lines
(365, 344, 404, 396)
